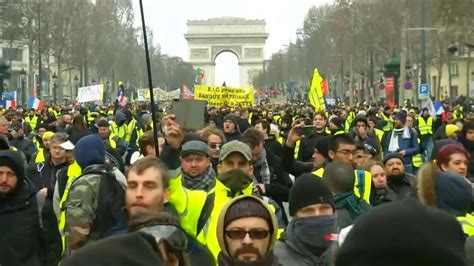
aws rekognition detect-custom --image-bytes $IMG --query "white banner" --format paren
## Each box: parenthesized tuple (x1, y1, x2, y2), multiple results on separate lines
(77, 84, 104, 103)
(137, 88, 180, 101)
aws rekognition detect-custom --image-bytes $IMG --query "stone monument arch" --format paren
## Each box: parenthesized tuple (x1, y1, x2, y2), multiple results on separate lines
(185, 17, 268, 88)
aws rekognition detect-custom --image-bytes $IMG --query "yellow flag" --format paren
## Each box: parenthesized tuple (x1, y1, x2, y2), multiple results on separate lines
(308, 68, 325, 111)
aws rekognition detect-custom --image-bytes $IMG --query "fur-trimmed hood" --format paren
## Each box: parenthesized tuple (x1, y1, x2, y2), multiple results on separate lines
(417, 163, 471, 216)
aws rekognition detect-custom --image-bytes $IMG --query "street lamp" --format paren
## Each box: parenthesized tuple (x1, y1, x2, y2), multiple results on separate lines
(73, 75, 79, 99)
(52, 72, 58, 105)
(447, 43, 458, 104)
(19, 68, 27, 105)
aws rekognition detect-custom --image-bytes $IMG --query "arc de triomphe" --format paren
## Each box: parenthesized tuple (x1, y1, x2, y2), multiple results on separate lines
(185, 17, 268, 88)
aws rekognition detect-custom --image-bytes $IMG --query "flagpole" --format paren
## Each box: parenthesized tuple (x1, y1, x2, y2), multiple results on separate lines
(139, 0, 160, 157)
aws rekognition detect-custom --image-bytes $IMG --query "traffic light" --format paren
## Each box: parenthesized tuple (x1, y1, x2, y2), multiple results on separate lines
(36, 82, 41, 99)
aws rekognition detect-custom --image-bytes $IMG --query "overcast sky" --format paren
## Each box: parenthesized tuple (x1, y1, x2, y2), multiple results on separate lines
(133, 0, 333, 86)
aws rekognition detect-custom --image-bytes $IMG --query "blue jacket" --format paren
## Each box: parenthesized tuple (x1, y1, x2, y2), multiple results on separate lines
(382, 128, 419, 163)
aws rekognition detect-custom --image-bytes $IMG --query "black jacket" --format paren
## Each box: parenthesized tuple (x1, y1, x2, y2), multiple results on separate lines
(297, 132, 327, 162)
(281, 144, 314, 178)
(27, 160, 69, 197)
(0, 151, 61, 266)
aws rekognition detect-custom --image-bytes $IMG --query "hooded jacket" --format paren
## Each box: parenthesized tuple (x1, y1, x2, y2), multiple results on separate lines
(0, 150, 61, 266)
(216, 195, 279, 266)
(418, 169, 474, 235)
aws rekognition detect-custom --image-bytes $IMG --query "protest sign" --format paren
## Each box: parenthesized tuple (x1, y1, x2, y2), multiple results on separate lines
(77, 84, 104, 103)
(194, 85, 254, 106)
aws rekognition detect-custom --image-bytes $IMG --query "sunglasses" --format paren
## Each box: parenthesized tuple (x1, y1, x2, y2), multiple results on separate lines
(209, 143, 222, 149)
(225, 229, 270, 240)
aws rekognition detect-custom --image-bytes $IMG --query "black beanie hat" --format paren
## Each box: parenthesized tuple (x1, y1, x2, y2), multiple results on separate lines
(224, 197, 273, 233)
(336, 199, 468, 266)
(383, 152, 405, 165)
(314, 136, 330, 159)
(289, 173, 334, 216)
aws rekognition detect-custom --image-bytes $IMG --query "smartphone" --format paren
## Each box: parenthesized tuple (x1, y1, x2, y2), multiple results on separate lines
(171, 99, 206, 130)
(296, 125, 317, 136)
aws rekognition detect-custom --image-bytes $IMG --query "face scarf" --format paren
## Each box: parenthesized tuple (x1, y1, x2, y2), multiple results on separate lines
(217, 169, 253, 196)
(285, 215, 338, 260)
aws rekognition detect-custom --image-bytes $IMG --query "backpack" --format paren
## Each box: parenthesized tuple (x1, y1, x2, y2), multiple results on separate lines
(81, 166, 127, 238)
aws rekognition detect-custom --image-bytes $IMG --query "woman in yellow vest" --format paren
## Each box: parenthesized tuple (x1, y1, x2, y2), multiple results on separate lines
(417, 144, 474, 236)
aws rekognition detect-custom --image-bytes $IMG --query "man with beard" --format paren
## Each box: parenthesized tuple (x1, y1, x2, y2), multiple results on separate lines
(382, 111, 419, 174)
(180, 140, 216, 192)
(216, 195, 279, 265)
(274, 173, 338, 265)
(297, 111, 328, 162)
(0, 150, 61, 266)
(161, 115, 277, 261)
(222, 113, 242, 142)
(382, 153, 416, 199)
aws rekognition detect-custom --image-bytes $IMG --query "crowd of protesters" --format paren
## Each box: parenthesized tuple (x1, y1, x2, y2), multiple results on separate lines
(1, 98, 474, 265)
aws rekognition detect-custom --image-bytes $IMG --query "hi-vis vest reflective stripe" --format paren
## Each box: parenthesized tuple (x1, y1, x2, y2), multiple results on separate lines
(294, 140, 300, 159)
(312, 168, 371, 204)
(25, 116, 38, 130)
(417, 116, 433, 135)
(412, 138, 423, 167)
(333, 130, 345, 136)
(381, 113, 393, 132)
(35, 148, 45, 163)
(457, 213, 474, 236)
(276, 136, 284, 145)
(108, 133, 118, 149)
(33, 138, 40, 150)
(248, 112, 253, 125)
(58, 161, 83, 252)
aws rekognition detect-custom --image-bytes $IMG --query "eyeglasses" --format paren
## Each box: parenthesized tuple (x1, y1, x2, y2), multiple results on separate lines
(138, 223, 188, 251)
(225, 229, 270, 240)
(209, 143, 222, 149)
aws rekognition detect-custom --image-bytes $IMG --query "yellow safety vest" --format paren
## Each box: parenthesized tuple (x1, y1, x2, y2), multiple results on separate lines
(58, 161, 83, 252)
(126, 119, 137, 143)
(273, 115, 281, 125)
(312, 167, 371, 204)
(374, 128, 384, 144)
(417, 116, 433, 135)
(110, 122, 128, 142)
(457, 213, 474, 236)
(381, 113, 393, 132)
(107, 110, 114, 116)
(334, 130, 345, 136)
(25, 116, 38, 130)
(35, 148, 45, 163)
(248, 112, 253, 125)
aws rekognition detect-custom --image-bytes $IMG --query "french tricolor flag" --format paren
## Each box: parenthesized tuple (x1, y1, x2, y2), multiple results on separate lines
(117, 87, 124, 105)
(2, 100, 16, 109)
(28, 96, 45, 110)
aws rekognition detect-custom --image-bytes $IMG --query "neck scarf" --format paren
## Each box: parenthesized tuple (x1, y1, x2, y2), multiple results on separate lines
(334, 192, 372, 219)
(182, 166, 216, 191)
(285, 215, 338, 262)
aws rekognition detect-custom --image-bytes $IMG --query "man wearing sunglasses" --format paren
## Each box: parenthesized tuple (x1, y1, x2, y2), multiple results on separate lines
(216, 195, 279, 265)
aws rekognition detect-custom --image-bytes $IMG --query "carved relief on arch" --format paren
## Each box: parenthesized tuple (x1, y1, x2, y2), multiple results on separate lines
(211, 46, 242, 62)
(190, 48, 210, 59)
(244, 48, 263, 59)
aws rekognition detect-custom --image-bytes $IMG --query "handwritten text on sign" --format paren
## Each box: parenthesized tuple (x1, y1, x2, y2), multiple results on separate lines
(194, 85, 254, 106)
(77, 84, 104, 103)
